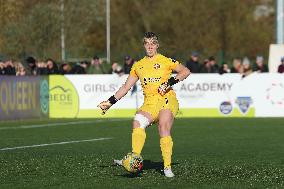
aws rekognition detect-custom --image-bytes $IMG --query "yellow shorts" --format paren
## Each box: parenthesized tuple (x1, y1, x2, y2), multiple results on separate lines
(138, 90, 179, 121)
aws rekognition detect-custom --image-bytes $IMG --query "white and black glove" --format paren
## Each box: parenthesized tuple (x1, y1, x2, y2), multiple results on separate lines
(97, 95, 118, 115)
(158, 77, 179, 96)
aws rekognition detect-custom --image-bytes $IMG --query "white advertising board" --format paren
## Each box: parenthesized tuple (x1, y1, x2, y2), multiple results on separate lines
(49, 74, 284, 118)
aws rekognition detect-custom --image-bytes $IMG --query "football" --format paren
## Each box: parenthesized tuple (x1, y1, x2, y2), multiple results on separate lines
(122, 152, 143, 173)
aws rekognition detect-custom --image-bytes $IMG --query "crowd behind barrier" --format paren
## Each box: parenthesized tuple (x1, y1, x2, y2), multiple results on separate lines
(1, 53, 284, 77)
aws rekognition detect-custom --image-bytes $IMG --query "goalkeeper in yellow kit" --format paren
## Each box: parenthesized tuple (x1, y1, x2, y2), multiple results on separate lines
(98, 32, 190, 177)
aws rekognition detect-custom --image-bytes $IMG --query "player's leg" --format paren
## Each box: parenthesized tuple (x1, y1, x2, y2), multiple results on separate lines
(132, 111, 153, 155)
(114, 111, 153, 166)
(158, 109, 175, 177)
(157, 94, 178, 176)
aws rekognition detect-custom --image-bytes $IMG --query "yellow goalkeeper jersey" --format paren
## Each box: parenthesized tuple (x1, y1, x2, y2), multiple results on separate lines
(130, 54, 180, 98)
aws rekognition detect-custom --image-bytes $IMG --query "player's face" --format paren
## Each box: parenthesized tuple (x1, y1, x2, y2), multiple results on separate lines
(143, 38, 159, 57)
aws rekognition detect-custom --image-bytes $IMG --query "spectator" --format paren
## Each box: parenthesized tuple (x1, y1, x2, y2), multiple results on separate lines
(199, 59, 211, 73)
(46, 58, 59, 74)
(278, 57, 284, 73)
(185, 51, 200, 73)
(59, 63, 73, 74)
(2, 59, 16, 75)
(36, 61, 48, 75)
(219, 62, 231, 74)
(87, 55, 107, 74)
(72, 61, 89, 74)
(80, 61, 89, 73)
(253, 55, 268, 73)
(231, 58, 243, 73)
(14, 62, 26, 76)
(208, 56, 219, 73)
(111, 62, 124, 76)
(0, 60, 5, 75)
(123, 55, 134, 74)
(25, 56, 37, 75)
(242, 57, 253, 78)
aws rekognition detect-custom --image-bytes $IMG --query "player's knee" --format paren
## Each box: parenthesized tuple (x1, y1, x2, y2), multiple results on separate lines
(158, 119, 170, 128)
(134, 114, 150, 129)
(158, 122, 171, 135)
(159, 123, 169, 131)
(159, 126, 171, 137)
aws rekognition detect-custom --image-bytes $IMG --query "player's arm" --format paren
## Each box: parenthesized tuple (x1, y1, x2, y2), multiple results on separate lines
(173, 64, 191, 81)
(158, 64, 191, 96)
(97, 75, 138, 114)
(114, 75, 139, 100)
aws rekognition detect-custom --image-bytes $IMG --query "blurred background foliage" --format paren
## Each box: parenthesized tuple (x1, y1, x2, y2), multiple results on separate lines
(0, 0, 275, 64)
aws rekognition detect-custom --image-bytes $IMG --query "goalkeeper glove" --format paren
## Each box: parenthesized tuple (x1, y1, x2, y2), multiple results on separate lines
(97, 95, 118, 115)
(158, 77, 179, 96)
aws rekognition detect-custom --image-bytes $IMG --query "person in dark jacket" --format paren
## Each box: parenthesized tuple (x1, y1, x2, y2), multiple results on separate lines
(185, 51, 200, 73)
(253, 56, 268, 73)
(230, 58, 243, 73)
(25, 56, 37, 75)
(72, 61, 89, 74)
(219, 62, 231, 74)
(199, 59, 212, 73)
(46, 58, 59, 74)
(3, 59, 16, 75)
(278, 57, 284, 73)
(123, 55, 134, 74)
(208, 56, 219, 73)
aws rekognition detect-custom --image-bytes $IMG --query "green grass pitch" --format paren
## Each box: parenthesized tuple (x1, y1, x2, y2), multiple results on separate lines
(0, 118, 284, 189)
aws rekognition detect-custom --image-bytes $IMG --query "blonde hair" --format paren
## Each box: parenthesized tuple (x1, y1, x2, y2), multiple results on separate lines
(143, 32, 159, 44)
(14, 62, 26, 76)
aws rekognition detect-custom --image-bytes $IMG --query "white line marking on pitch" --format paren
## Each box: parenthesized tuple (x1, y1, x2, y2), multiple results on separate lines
(0, 119, 129, 130)
(0, 137, 112, 151)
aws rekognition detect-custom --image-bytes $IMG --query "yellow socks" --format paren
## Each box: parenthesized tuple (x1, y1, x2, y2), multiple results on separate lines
(160, 136, 173, 168)
(132, 129, 173, 169)
(132, 128, 146, 154)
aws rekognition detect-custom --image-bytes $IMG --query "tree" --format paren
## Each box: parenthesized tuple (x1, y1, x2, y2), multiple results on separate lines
(0, 0, 276, 65)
